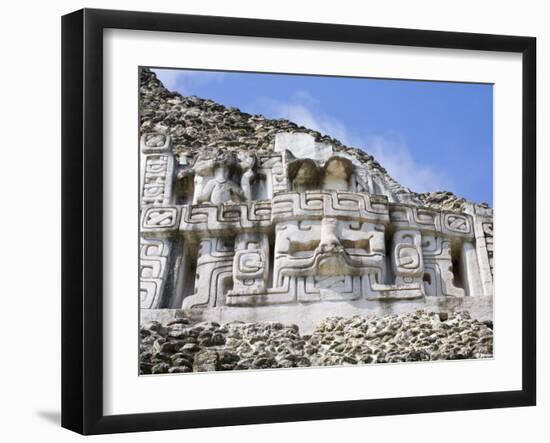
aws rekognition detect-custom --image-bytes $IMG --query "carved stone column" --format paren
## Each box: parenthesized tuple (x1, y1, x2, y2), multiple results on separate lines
(140, 133, 175, 205)
(232, 233, 269, 293)
(465, 205, 493, 297)
(461, 241, 483, 297)
(182, 237, 234, 309)
(392, 229, 424, 286)
(139, 133, 176, 309)
(421, 235, 465, 297)
(139, 238, 170, 309)
(475, 217, 494, 297)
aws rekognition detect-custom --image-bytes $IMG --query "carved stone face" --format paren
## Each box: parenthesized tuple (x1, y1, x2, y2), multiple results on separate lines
(273, 218, 385, 283)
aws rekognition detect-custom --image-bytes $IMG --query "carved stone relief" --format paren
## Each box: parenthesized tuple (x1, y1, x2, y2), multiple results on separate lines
(392, 230, 423, 286)
(192, 151, 249, 205)
(182, 237, 235, 309)
(482, 222, 494, 277)
(421, 235, 465, 297)
(141, 155, 174, 206)
(231, 233, 269, 293)
(140, 134, 175, 308)
(138, 131, 493, 313)
(140, 238, 170, 309)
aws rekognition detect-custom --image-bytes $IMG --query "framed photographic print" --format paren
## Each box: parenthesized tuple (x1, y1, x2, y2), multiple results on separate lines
(61, 8, 536, 435)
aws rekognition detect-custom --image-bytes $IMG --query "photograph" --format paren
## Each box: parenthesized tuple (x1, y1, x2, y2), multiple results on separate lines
(138, 66, 495, 375)
(0, 0, 543, 440)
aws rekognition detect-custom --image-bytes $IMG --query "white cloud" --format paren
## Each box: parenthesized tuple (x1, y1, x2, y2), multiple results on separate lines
(291, 90, 320, 106)
(365, 136, 454, 193)
(262, 93, 453, 194)
(266, 100, 352, 146)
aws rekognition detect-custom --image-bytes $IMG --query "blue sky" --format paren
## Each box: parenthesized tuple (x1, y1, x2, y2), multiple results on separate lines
(152, 68, 493, 206)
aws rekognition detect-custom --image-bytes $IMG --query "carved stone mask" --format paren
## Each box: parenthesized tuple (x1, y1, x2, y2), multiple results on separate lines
(274, 218, 385, 278)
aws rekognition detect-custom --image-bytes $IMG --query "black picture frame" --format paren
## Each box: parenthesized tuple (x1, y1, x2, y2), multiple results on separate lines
(61, 8, 536, 435)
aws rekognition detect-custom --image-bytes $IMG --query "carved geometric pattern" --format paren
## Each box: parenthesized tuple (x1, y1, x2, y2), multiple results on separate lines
(229, 232, 270, 296)
(141, 154, 174, 206)
(390, 206, 438, 230)
(182, 238, 235, 309)
(361, 273, 424, 300)
(180, 201, 271, 238)
(271, 190, 389, 223)
(258, 153, 288, 195)
(390, 205, 474, 239)
(395, 245, 421, 270)
(140, 133, 171, 154)
(139, 133, 176, 310)
(226, 272, 424, 305)
(392, 230, 423, 285)
(139, 238, 170, 309)
(234, 250, 266, 279)
(142, 206, 180, 234)
(482, 222, 494, 276)
(443, 213, 472, 235)
(421, 235, 465, 297)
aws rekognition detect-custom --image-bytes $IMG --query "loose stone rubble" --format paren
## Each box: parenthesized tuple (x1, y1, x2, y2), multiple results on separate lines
(139, 310, 493, 374)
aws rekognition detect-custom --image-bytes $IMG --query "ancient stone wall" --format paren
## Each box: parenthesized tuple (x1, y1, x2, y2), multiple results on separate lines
(139, 68, 494, 328)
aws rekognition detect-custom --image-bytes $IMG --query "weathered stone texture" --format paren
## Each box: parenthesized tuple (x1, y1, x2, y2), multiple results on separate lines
(138, 67, 494, 368)
(139, 310, 493, 374)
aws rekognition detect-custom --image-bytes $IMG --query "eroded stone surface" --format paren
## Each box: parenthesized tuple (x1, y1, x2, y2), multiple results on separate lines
(139, 310, 493, 374)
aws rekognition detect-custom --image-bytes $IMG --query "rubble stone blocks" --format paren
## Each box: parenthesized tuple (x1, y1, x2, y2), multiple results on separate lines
(139, 310, 494, 374)
(138, 68, 494, 334)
